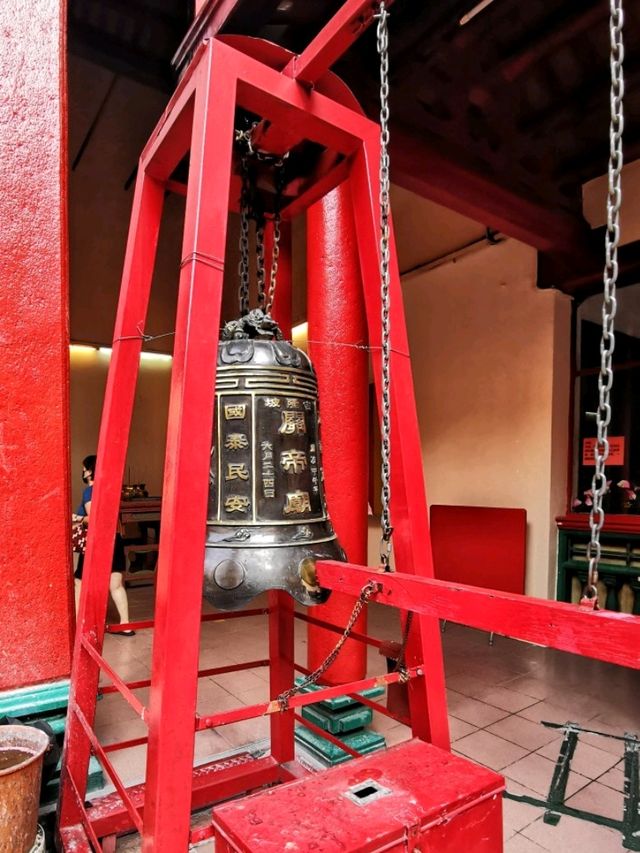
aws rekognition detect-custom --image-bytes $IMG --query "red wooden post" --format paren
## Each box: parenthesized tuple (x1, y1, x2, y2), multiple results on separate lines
(59, 169, 166, 829)
(142, 45, 237, 852)
(0, 0, 74, 693)
(348, 139, 450, 749)
(266, 220, 296, 763)
(307, 183, 369, 683)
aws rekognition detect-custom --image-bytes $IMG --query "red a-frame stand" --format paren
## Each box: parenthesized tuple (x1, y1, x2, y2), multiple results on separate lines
(57, 14, 640, 853)
(57, 30, 452, 851)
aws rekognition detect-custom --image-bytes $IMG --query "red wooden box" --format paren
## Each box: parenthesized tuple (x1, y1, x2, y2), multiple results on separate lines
(212, 739, 504, 852)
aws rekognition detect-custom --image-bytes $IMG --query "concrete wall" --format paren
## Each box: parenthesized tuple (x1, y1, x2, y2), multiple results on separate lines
(401, 239, 572, 598)
(0, 0, 74, 690)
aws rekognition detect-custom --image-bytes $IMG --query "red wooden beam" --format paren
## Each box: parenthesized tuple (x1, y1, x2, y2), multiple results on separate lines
(390, 126, 593, 258)
(285, 0, 396, 86)
(316, 561, 640, 670)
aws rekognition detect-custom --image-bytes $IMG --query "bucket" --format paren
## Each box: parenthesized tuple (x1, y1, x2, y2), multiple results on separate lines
(0, 725, 49, 853)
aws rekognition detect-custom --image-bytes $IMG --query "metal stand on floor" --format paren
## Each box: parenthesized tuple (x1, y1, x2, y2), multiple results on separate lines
(505, 721, 640, 851)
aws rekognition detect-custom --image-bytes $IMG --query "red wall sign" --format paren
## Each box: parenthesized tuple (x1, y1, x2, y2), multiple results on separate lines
(583, 436, 625, 466)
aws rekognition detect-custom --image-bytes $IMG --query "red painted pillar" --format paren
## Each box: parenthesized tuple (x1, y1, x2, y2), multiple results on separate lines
(307, 183, 368, 682)
(0, 0, 73, 690)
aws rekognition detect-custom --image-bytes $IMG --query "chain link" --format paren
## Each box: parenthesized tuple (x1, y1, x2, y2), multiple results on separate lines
(276, 581, 382, 711)
(376, 1, 393, 570)
(238, 155, 251, 316)
(255, 217, 266, 308)
(235, 126, 287, 317)
(265, 210, 281, 315)
(586, 0, 624, 605)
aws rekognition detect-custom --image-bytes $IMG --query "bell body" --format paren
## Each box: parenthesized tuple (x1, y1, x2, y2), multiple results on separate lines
(204, 327, 345, 610)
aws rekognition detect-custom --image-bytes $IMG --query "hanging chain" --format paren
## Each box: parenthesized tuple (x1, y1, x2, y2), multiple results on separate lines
(276, 581, 381, 711)
(376, 1, 393, 570)
(237, 154, 251, 316)
(255, 216, 266, 308)
(265, 164, 285, 315)
(586, 0, 624, 606)
(235, 125, 288, 317)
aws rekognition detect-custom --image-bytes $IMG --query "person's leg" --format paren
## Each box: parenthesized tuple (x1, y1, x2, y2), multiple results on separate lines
(74, 555, 84, 615)
(109, 572, 131, 625)
(74, 578, 81, 614)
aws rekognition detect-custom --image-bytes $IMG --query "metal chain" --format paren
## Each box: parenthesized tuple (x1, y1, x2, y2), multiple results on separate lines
(237, 155, 251, 316)
(586, 0, 624, 606)
(376, 1, 393, 570)
(265, 164, 285, 315)
(255, 217, 266, 309)
(276, 581, 381, 711)
(393, 611, 414, 683)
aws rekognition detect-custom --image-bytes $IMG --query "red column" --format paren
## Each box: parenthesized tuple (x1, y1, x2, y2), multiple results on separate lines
(0, 0, 73, 690)
(307, 183, 368, 682)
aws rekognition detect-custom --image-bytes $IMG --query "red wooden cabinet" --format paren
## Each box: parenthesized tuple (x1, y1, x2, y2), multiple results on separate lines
(212, 739, 504, 852)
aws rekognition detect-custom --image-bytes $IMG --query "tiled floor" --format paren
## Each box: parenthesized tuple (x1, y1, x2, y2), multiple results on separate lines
(94, 587, 639, 851)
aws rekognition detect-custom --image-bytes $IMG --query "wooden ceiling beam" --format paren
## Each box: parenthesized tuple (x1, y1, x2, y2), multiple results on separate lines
(389, 125, 593, 258)
(538, 230, 640, 298)
(172, 0, 282, 73)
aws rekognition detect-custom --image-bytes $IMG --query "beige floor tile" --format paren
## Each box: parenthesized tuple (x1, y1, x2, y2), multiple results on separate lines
(500, 676, 550, 701)
(521, 814, 626, 852)
(106, 743, 148, 788)
(503, 797, 542, 840)
(448, 715, 477, 742)
(231, 683, 271, 706)
(95, 714, 148, 746)
(597, 761, 625, 792)
(445, 692, 510, 727)
(518, 699, 595, 727)
(504, 832, 549, 852)
(566, 780, 623, 822)
(475, 686, 540, 713)
(212, 668, 266, 693)
(455, 729, 528, 771)
(536, 739, 621, 779)
(486, 715, 560, 751)
(503, 753, 589, 799)
(383, 723, 412, 747)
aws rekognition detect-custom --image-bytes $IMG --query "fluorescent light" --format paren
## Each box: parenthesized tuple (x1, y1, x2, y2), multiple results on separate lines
(459, 0, 496, 26)
(140, 351, 172, 362)
(69, 344, 97, 354)
(292, 322, 308, 339)
(98, 347, 112, 356)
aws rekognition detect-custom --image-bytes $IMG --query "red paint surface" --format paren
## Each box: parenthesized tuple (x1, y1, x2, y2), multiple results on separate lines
(318, 560, 640, 670)
(212, 738, 503, 852)
(430, 505, 527, 594)
(307, 183, 369, 682)
(0, 0, 73, 690)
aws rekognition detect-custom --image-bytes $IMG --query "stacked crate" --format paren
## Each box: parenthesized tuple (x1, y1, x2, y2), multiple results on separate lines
(293, 679, 386, 766)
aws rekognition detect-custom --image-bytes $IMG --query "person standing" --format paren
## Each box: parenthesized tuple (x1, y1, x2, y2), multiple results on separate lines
(73, 454, 134, 635)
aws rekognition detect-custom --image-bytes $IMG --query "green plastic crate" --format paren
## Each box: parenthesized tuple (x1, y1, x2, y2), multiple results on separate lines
(295, 725, 386, 765)
(301, 703, 372, 735)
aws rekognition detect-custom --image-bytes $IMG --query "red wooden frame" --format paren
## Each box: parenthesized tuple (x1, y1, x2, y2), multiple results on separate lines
(57, 11, 640, 852)
(58, 31, 448, 852)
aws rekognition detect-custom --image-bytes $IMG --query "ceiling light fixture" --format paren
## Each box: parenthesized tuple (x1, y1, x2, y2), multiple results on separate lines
(459, 0, 496, 26)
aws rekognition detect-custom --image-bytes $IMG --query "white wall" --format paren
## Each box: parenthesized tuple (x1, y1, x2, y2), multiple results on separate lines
(69, 348, 172, 511)
(401, 239, 572, 598)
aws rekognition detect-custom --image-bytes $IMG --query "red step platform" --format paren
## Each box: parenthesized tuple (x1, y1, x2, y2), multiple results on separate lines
(212, 739, 505, 852)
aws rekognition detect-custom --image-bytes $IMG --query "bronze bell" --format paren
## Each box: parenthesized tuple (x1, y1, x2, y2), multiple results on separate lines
(204, 309, 346, 610)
